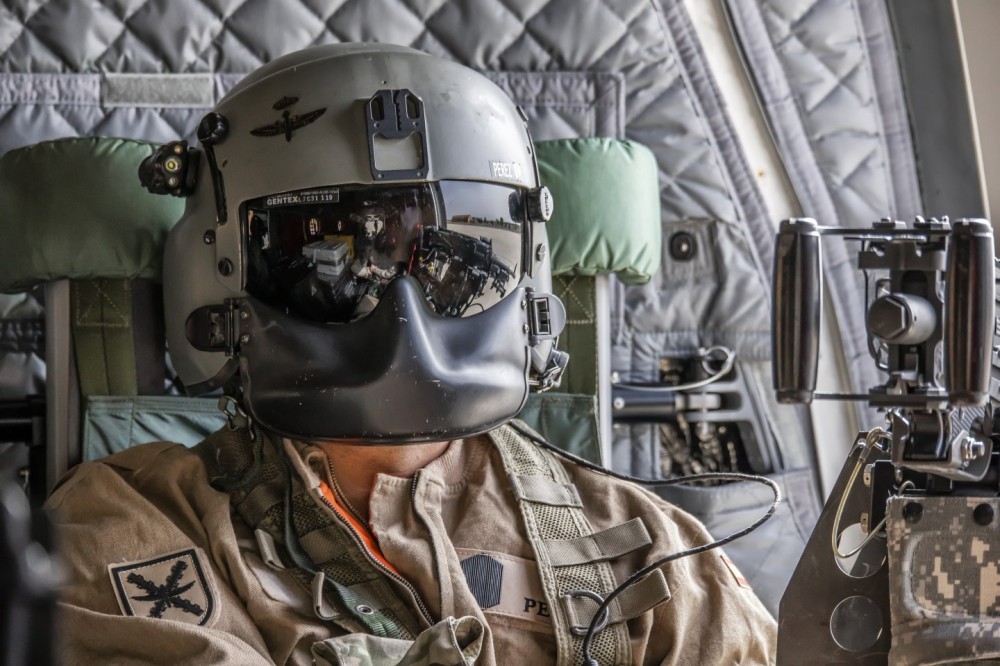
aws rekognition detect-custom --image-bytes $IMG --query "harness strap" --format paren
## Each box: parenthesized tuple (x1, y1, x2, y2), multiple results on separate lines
(544, 518, 651, 566)
(562, 569, 671, 630)
(509, 473, 584, 507)
(71, 278, 137, 397)
(491, 421, 632, 666)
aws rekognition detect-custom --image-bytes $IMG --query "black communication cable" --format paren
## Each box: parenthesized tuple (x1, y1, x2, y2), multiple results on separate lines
(508, 421, 782, 666)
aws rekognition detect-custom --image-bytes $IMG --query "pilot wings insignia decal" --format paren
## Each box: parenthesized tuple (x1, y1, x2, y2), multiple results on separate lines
(251, 96, 326, 142)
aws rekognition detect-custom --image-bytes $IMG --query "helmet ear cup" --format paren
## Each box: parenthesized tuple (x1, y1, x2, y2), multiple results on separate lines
(164, 163, 242, 394)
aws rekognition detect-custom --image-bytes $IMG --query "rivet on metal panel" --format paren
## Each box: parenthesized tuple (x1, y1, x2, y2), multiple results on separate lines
(902, 501, 923, 524)
(973, 503, 994, 526)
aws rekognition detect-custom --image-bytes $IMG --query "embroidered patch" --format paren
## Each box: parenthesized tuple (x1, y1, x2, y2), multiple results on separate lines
(108, 548, 216, 626)
(721, 553, 752, 590)
(457, 548, 551, 627)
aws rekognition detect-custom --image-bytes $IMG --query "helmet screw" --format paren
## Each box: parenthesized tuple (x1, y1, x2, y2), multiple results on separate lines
(522, 324, 530, 334)
(203, 230, 216, 245)
(535, 244, 547, 261)
(520, 299, 527, 309)
(218, 258, 234, 276)
(240, 310, 249, 320)
(239, 334, 250, 345)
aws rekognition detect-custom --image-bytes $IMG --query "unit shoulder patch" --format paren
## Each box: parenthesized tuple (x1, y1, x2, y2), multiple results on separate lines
(108, 547, 217, 626)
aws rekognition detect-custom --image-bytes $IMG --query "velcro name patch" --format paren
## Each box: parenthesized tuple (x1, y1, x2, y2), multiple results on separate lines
(457, 548, 551, 627)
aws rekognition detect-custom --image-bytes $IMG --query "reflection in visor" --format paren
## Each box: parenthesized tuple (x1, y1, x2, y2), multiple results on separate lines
(243, 181, 525, 323)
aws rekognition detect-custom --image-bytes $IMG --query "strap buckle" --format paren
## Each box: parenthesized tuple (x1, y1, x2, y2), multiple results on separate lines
(217, 395, 253, 436)
(564, 589, 610, 637)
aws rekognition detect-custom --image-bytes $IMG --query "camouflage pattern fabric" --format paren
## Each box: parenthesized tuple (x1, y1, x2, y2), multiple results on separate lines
(887, 495, 1000, 664)
(311, 616, 485, 666)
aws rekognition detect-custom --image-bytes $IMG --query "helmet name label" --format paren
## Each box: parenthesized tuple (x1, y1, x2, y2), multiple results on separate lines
(264, 188, 340, 207)
(490, 161, 523, 182)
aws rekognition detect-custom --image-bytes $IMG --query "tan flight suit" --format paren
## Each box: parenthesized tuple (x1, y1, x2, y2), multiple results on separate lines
(47, 421, 776, 665)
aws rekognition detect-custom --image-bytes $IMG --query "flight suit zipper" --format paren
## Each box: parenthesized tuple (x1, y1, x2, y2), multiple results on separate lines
(314, 478, 436, 628)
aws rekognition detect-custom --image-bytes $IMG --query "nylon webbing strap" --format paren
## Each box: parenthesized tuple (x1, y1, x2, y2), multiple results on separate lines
(509, 473, 584, 507)
(312, 572, 340, 620)
(552, 275, 598, 396)
(492, 422, 631, 666)
(311, 570, 403, 639)
(544, 518, 650, 567)
(562, 569, 671, 628)
(70, 279, 137, 397)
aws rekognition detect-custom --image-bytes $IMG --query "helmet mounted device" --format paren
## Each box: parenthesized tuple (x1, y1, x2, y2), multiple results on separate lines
(157, 44, 567, 444)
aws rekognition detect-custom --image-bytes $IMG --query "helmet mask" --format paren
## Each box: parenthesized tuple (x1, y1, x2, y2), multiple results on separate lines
(160, 44, 566, 444)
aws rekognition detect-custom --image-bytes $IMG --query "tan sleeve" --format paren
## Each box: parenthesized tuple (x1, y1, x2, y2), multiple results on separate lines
(53, 604, 276, 665)
(46, 455, 275, 665)
(642, 493, 777, 666)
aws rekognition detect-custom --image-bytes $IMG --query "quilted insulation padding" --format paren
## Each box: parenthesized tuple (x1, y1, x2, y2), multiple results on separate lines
(0, 0, 814, 458)
(724, 0, 923, 427)
(0, 0, 821, 614)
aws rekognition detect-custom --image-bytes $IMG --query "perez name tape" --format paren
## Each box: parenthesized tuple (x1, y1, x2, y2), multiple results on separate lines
(457, 548, 552, 628)
(108, 547, 218, 626)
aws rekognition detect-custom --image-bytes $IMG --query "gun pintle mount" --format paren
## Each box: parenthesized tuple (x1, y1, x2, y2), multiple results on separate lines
(773, 216, 999, 664)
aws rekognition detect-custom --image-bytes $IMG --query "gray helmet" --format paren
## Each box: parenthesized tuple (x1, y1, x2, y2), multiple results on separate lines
(159, 43, 567, 443)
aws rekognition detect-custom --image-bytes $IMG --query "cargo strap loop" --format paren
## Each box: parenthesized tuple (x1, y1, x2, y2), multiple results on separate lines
(544, 518, 651, 567)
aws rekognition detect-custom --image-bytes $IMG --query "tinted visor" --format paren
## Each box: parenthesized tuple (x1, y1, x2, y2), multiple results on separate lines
(243, 181, 526, 323)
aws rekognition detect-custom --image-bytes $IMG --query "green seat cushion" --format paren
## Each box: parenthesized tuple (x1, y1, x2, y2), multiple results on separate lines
(0, 136, 659, 292)
(0, 137, 183, 292)
(537, 138, 661, 284)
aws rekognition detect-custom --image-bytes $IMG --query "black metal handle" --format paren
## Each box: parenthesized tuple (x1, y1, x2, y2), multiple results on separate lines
(772, 218, 823, 404)
(944, 218, 994, 406)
